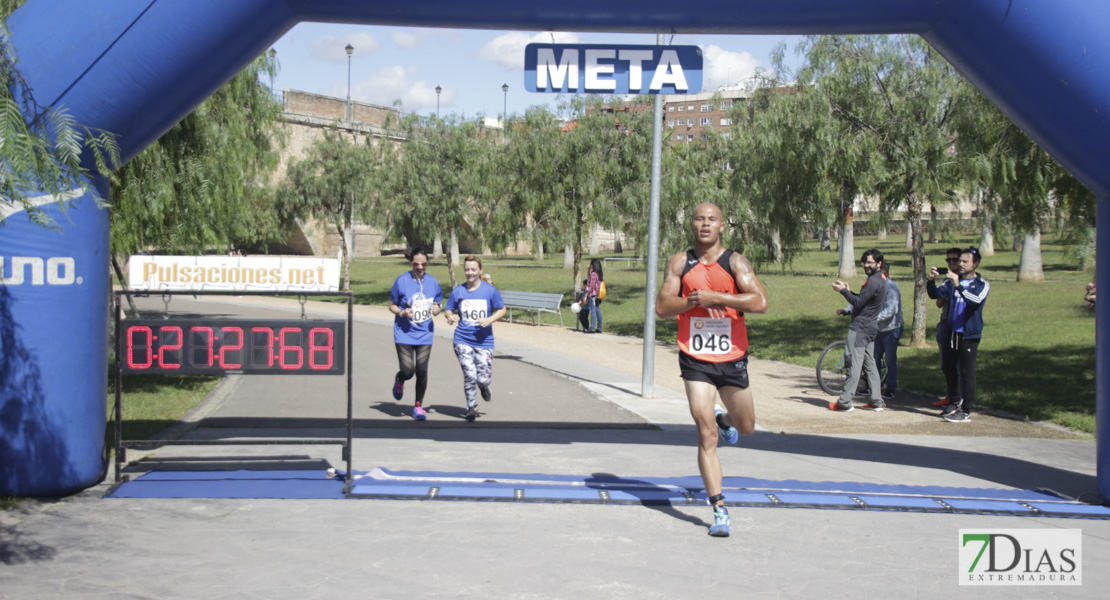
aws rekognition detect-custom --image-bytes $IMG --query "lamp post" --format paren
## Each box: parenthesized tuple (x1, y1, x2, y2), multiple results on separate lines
(435, 85, 442, 121)
(501, 83, 509, 124)
(345, 43, 353, 122)
(267, 48, 276, 94)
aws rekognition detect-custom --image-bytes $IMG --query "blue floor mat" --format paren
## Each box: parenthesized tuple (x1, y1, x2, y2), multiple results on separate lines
(349, 467, 1110, 519)
(106, 467, 1110, 519)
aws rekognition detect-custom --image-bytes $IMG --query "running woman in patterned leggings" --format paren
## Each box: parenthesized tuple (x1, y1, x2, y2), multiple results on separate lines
(444, 256, 506, 422)
(388, 247, 443, 421)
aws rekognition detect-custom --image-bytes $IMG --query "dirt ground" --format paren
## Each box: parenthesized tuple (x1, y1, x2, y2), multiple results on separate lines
(230, 298, 1086, 441)
(481, 309, 1087, 440)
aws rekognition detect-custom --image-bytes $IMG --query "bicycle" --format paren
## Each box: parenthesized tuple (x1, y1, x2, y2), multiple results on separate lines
(815, 339, 888, 396)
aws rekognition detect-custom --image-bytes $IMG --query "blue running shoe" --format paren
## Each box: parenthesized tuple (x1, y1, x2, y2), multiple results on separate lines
(412, 406, 426, 420)
(715, 407, 739, 445)
(392, 375, 404, 401)
(708, 504, 730, 537)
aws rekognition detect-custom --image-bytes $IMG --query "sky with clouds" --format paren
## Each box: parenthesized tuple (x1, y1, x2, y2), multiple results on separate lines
(271, 24, 804, 119)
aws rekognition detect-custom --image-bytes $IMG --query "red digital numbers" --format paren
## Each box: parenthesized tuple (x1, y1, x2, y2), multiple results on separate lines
(121, 319, 344, 375)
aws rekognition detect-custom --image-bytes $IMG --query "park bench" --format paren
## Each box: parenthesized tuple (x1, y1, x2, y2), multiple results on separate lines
(499, 290, 565, 327)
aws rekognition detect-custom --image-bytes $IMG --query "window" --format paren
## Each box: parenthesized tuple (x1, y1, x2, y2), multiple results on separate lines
(700, 133, 708, 140)
(667, 105, 675, 112)
(720, 117, 732, 126)
(687, 104, 694, 111)
(677, 105, 684, 112)
(687, 134, 694, 141)
(667, 119, 674, 126)
(701, 104, 714, 112)
(687, 118, 693, 127)
(720, 101, 733, 110)
(675, 133, 683, 141)
(701, 117, 713, 126)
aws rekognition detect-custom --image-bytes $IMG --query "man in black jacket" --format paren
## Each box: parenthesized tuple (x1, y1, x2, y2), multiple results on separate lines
(829, 249, 888, 412)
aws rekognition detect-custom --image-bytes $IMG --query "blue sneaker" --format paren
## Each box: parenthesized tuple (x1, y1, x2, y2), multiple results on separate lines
(392, 375, 404, 401)
(715, 407, 739, 445)
(412, 406, 426, 420)
(708, 504, 731, 537)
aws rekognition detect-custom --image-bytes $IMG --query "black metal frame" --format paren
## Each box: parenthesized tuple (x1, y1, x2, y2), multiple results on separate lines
(113, 290, 355, 493)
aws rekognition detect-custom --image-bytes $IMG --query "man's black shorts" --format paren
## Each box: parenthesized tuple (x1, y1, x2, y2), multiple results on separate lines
(679, 352, 750, 390)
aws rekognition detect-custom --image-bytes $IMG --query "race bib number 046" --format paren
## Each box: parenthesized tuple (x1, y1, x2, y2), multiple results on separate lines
(690, 317, 731, 355)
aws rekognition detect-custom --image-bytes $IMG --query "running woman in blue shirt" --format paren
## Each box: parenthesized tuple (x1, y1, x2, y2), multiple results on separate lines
(444, 256, 506, 422)
(389, 247, 443, 421)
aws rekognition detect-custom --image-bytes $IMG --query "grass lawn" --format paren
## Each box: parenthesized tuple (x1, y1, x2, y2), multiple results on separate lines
(109, 373, 222, 441)
(346, 230, 1095, 433)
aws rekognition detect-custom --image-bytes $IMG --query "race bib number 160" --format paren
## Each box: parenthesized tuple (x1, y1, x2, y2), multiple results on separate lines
(690, 317, 731, 355)
(460, 299, 487, 324)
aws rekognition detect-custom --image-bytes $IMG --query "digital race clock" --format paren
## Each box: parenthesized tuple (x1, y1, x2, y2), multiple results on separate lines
(120, 318, 346, 375)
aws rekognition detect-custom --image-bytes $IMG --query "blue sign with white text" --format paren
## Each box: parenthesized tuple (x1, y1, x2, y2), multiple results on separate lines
(524, 44, 702, 95)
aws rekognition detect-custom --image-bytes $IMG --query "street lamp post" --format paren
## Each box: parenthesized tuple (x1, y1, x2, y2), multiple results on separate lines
(435, 85, 442, 121)
(267, 48, 276, 94)
(501, 83, 509, 124)
(345, 43, 353, 122)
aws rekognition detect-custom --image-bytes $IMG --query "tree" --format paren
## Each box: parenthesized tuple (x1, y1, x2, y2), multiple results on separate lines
(797, 35, 965, 347)
(1, 3, 119, 229)
(109, 52, 285, 258)
(388, 114, 489, 288)
(280, 128, 368, 291)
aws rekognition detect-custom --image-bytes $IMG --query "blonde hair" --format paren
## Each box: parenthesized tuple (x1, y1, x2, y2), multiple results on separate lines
(463, 255, 482, 270)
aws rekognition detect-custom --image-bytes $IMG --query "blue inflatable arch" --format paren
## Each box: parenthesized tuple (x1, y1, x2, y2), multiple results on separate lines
(4, 0, 1109, 497)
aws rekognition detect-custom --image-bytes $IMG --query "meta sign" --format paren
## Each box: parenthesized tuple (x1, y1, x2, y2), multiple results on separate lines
(524, 43, 702, 95)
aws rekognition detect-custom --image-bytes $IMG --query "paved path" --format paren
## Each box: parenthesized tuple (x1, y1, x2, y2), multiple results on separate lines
(0, 296, 1104, 598)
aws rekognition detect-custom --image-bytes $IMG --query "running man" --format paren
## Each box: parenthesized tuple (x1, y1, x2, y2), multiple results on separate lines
(389, 247, 443, 420)
(656, 202, 768, 537)
(444, 256, 506, 422)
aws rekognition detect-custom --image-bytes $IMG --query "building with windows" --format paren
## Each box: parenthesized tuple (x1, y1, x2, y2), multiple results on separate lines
(584, 87, 753, 144)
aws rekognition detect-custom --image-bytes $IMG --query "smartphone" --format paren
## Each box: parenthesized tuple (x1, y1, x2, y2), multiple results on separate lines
(936, 267, 948, 275)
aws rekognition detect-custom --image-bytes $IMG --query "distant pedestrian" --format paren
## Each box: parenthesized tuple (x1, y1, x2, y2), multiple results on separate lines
(389, 247, 443, 421)
(928, 248, 989, 423)
(444, 256, 506, 422)
(584, 258, 604, 333)
(829, 249, 887, 412)
(874, 261, 903, 400)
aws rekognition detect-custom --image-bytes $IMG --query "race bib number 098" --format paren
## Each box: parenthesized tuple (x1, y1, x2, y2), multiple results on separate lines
(411, 298, 433, 323)
(690, 317, 731, 355)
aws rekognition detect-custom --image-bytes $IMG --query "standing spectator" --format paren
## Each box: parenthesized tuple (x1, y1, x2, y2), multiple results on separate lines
(829, 249, 888, 412)
(928, 248, 990, 423)
(584, 258, 604, 333)
(444, 256, 507, 422)
(874, 261, 903, 400)
(932, 248, 964, 408)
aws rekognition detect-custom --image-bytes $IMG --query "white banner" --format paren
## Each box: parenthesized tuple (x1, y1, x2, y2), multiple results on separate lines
(128, 255, 340, 292)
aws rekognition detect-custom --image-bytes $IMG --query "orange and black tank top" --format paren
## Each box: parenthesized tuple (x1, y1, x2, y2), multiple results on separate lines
(677, 249, 749, 362)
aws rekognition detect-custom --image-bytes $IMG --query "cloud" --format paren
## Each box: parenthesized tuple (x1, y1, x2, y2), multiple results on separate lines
(477, 31, 579, 70)
(699, 44, 761, 91)
(344, 65, 449, 113)
(308, 31, 380, 62)
(390, 29, 430, 49)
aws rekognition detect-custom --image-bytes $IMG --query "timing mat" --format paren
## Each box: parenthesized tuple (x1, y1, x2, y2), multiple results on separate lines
(106, 467, 1110, 519)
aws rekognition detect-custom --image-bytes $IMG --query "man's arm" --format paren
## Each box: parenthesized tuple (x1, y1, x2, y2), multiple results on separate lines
(655, 252, 694, 318)
(725, 252, 768, 314)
